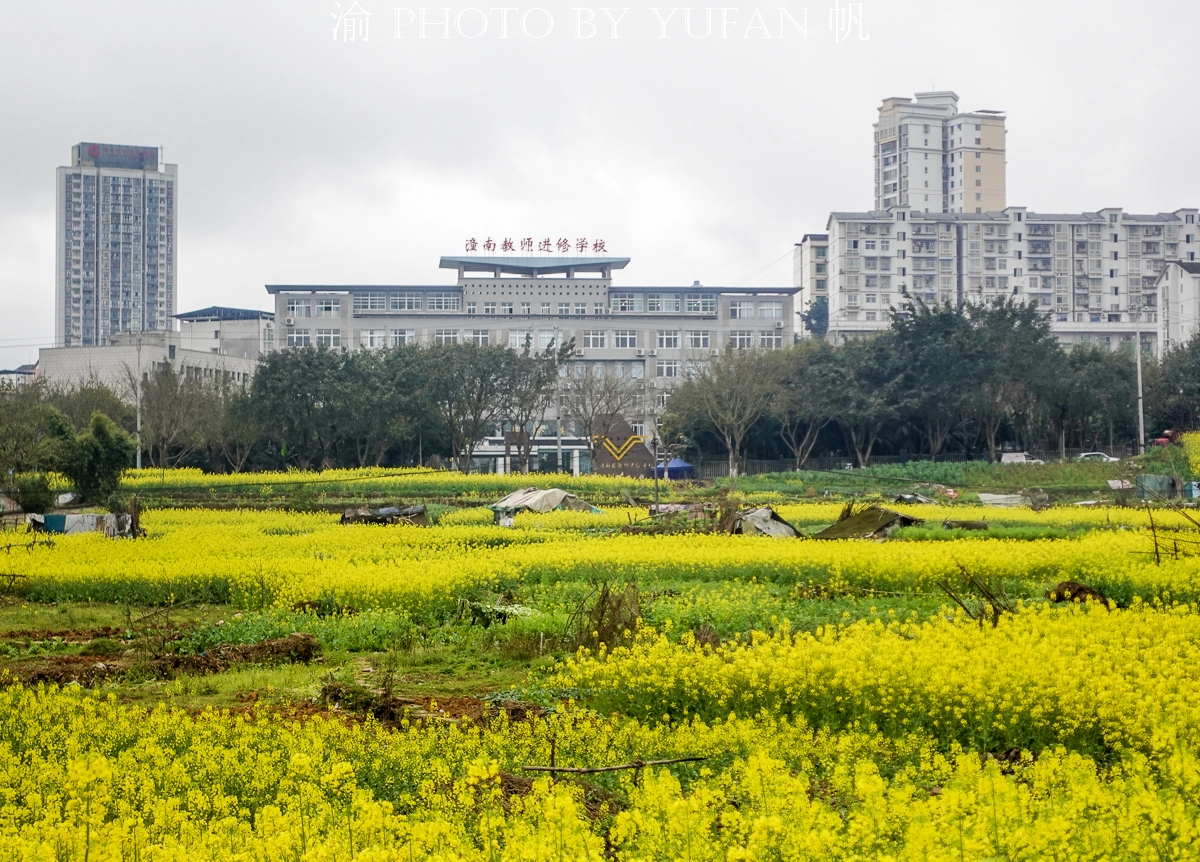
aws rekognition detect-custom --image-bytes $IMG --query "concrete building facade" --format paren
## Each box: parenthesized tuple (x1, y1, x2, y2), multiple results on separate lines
(268, 255, 797, 469)
(176, 306, 275, 360)
(1157, 260, 1200, 354)
(56, 142, 178, 348)
(874, 92, 1006, 213)
(824, 206, 1198, 352)
(38, 306, 269, 396)
(792, 234, 829, 337)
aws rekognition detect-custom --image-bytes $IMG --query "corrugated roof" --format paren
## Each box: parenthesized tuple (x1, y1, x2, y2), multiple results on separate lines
(175, 306, 274, 321)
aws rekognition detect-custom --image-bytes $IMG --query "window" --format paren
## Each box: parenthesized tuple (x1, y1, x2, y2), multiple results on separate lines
(469, 329, 490, 346)
(541, 302, 551, 315)
(686, 330, 710, 349)
(613, 330, 638, 348)
(466, 302, 477, 315)
(315, 329, 341, 348)
(815, 263, 827, 275)
(611, 292, 643, 312)
(729, 301, 754, 319)
(582, 330, 606, 348)
(287, 328, 310, 347)
(574, 303, 586, 315)
(286, 299, 312, 318)
(686, 293, 716, 313)
(758, 301, 783, 319)
(657, 330, 680, 349)
(865, 311, 877, 321)
(630, 363, 644, 379)
(509, 330, 532, 349)
(594, 303, 605, 315)
(647, 293, 663, 312)
(501, 302, 514, 315)
(656, 359, 681, 378)
(390, 329, 415, 346)
(558, 303, 570, 316)
(537, 330, 557, 349)
(759, 331, 782, 348)
(316, 298, 340, 317)
(521, 302, 531, 315)
(816, 279, 827, 291)
(353, 292, 387, 311)
(484, 302, 497, 315)
(865, 293, 877, 303)
(433, 329, 458, 345)
(359, 329, 387, 348)
(729, 330, 753, 349)
(428, 292, 461, 311)
(392, 292, 421, 310)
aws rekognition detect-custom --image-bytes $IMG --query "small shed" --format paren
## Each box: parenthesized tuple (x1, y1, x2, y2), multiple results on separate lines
(27, 513, 137, 538)
(811, 505, 923, 540)
(654, 459, 696, 480)
(729, 506, 799, 538)
(341, 505, 428, 526)
(489, 488, 601, 525)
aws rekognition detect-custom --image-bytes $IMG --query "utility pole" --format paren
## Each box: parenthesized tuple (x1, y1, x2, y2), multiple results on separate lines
(652, 433, 661, 512)
(135, 325, 143, 469)
(555, 324, 563, 473)
(1133, 301, 1146, 455)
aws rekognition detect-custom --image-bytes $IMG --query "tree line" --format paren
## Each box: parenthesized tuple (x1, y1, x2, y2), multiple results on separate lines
(4, 298, 1200, 497)
(664, 300, 1200, 472)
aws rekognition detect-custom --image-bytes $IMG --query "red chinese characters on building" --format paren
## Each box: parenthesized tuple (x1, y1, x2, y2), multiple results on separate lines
(465, 237, 608, 254)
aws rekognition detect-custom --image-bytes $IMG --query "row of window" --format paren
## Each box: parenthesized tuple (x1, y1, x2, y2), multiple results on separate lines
(288, 328, 786, 351)
(287, 295, 782, 318)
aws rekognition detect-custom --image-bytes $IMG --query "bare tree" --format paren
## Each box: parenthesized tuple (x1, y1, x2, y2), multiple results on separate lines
(560, 364, 642, 465)
(769, 342, 837, 470)
(502, 335, 573, 472)
(127, 362, 212, 468)
(664, 348, 774, 477)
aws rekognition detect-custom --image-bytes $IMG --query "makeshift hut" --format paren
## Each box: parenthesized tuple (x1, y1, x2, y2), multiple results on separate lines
(489, 488, 601, 525)
(340, 505, 428, 526)
(728, 506, 799, 538)
(811, 505, 923, 540)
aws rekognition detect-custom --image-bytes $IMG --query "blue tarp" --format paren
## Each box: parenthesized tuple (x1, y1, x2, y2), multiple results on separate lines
(654, 459, 695, 480)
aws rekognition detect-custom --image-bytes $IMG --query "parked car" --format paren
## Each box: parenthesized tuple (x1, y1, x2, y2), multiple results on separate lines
(1000, 452, 1044, 465)
(1077, 452, 1120, 463)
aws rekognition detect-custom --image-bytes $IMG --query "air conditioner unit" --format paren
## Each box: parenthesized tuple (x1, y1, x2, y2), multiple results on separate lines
(574, 349, 584, 357)
(648, 349, 658, 356)
(285, 317, 295, 326)
(774, 320, 784, 329)
(635, 348, 645, 356)
(710, 349, 719, 356)
(649, 381, 657, 389)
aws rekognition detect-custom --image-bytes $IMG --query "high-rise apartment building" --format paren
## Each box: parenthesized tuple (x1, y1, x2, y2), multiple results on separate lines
(823, 206, 1198, 352)
(874, 92, 1006, 213)
(55, 143, 177, 347)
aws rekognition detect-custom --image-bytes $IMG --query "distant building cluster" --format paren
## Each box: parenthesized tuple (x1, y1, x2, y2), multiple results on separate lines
(23, 90, 1200, 405)
(794, 90, 1200, 355)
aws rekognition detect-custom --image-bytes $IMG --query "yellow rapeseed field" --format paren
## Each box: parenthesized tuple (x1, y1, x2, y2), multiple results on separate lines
(0, 685, 1198, 860)
(8, 506, 1197, 610)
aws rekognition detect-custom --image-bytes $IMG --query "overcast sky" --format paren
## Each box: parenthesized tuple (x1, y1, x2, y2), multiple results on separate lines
(2, 0, 1199, 368)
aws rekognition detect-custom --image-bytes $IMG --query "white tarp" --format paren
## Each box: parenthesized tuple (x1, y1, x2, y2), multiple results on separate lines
(489, 488, 597, 514)
(977, 493, 1027, 508)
